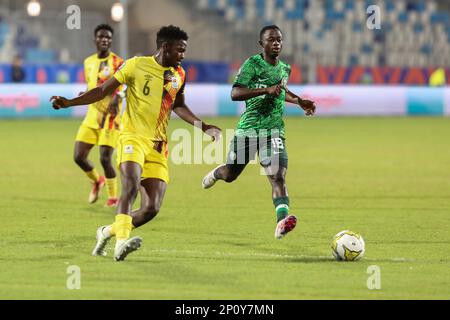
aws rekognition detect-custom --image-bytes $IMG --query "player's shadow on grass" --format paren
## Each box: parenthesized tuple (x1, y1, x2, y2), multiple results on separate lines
(220, 240, 257, 248)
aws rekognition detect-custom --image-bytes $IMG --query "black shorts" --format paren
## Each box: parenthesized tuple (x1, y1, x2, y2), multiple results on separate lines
(226, 135, 288, 170)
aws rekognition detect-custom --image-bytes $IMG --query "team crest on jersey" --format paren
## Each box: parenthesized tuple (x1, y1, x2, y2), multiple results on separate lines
(171, 76, 179, 89)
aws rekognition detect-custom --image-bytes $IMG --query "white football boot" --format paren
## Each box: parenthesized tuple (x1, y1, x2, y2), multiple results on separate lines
(202, 165, 224, 189)
(92, 226, 111, 256)
(114, 237, 143, 261)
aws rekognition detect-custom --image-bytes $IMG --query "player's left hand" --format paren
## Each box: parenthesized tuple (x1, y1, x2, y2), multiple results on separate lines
(298, 98, 316, 116)
(203, 124, 222, 142)
(50, 96, 70, 109)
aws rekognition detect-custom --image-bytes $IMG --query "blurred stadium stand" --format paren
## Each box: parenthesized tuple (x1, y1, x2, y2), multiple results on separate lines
(195, 0, 450, 67)
(0, 0, 449, 84)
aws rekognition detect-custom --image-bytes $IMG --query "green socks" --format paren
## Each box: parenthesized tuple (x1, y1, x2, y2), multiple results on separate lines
(273, 196, 290, 222)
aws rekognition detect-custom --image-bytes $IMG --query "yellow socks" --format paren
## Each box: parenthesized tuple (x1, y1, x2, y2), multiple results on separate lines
(106, 178, 118, 199)
(85, 169, 100, 183)
(114, 214, 133, 240)
(104, 217, 135, 238)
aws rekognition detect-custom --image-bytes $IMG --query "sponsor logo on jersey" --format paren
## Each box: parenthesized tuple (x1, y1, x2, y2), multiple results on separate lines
(124, 145, 133, 154)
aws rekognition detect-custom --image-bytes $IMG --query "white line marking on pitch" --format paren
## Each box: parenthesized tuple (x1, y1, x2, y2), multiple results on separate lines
(144, 248, 413, 262)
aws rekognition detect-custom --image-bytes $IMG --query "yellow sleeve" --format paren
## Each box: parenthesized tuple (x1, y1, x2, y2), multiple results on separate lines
(113, 57, 136, 85)
(83, 58, 89, 83)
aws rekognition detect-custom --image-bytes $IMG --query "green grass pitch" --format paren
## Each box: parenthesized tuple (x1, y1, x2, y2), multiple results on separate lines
(0, 117, 449, 299)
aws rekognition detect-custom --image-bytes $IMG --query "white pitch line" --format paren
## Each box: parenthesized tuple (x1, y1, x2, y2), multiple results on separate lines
(144, 248, 414, 262)
(147, 248, 330, 259)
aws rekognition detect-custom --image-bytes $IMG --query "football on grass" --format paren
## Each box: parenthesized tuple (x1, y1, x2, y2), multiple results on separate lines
(331, 230, 365, 261)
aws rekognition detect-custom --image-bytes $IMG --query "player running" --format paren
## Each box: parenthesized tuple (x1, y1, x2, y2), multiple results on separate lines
(74, 24, 124, 207)
(202, 25, 316, 239)
(51, 25, 221, 261)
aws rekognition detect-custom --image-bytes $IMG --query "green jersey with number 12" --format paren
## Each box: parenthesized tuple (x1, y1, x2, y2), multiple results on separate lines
(233, 53, 291, 138)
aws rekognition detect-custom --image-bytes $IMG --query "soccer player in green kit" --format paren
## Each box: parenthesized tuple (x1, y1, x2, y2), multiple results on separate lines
(202, 25, 316, 239)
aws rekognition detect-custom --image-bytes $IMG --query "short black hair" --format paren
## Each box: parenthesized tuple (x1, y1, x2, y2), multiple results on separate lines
(259, 25, 282, 40)
(94, 24, 114, 36)
(156, 25, 188, 49)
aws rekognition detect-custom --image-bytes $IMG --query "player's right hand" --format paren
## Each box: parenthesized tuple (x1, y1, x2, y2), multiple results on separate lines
(299, 98, 316, 116)
(50, 96, 70, 109)
(266, 84, 282, 97)
(203, 124, 222, 142)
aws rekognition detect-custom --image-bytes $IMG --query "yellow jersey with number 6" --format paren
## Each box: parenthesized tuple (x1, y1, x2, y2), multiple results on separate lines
(113, 56, 186, 142)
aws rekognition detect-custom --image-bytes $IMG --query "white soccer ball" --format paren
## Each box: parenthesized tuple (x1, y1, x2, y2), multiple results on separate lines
(331, 230, 365, 261)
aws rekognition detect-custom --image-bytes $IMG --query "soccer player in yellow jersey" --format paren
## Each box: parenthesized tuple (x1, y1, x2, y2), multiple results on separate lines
(75, 24, 124, 207)
(51, 25, 221, 261)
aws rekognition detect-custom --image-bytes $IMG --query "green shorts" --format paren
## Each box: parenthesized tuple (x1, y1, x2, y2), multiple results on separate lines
(226, 135, 288, 169)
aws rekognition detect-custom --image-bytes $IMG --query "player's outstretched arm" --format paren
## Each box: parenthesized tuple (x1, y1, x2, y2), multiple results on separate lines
(50, 77, 121, 109)
(173, 91, 222, 141)
(285, 88, 316, 116)
(231, 84, 282, 101)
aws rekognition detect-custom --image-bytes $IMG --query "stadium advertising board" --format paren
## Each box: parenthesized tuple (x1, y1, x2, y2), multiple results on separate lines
(0, 84, 448, 118)
(445, 88, 450, 116)
(0, 84, 84, 118)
